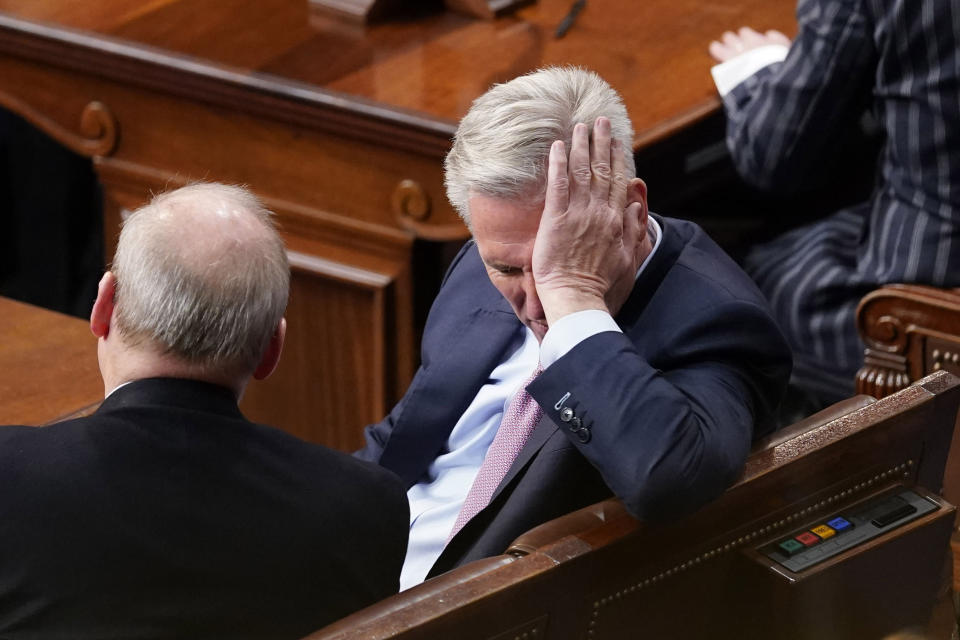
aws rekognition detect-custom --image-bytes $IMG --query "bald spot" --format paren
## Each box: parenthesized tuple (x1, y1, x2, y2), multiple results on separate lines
(145, 185, 276, 279)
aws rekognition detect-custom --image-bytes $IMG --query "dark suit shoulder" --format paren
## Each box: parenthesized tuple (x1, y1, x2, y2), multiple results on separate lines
(661, 217, 770, 305)
(0, 388, 409, 638)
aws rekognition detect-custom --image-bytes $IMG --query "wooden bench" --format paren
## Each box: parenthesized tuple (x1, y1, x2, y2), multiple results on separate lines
(303, 371, 960, 640)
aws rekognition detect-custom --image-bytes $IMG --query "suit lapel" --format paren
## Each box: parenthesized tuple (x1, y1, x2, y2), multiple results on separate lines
(615, 214, 682, 327)
(378, 248, 521, 487)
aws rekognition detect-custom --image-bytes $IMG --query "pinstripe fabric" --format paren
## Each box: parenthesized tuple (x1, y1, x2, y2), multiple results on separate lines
(723, 0, 960, 400)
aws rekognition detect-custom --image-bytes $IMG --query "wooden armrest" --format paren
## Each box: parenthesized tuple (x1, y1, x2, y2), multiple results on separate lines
(506, 498, 630, 556)
(302, 555, 518, 639)
(752, 394, 877, 451)
(507, 395, 878, 557)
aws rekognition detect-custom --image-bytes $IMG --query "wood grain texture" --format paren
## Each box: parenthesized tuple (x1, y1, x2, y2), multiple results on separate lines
(0, 297, 102, 425)
(0, 0, 795, 448)
(0, 0, 796, 148)
(92, 164, 416, 449)
(239, 246, 404, 450)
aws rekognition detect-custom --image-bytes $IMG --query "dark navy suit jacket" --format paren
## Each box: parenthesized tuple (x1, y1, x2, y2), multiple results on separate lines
(358, 215, 791, 577)
(0, 377, 409, 640)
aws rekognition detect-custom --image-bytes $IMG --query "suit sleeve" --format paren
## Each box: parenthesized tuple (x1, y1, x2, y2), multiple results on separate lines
(527, 298, 791, 522)
(723, 0, 875, 191)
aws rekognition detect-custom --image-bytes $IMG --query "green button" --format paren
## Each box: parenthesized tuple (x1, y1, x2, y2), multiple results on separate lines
(778, 539, 805, 556)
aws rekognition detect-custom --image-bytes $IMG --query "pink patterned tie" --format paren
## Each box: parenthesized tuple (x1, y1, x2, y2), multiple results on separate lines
(449, 365, 544, 540)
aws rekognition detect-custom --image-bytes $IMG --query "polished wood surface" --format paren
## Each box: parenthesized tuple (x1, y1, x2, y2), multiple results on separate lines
(0, 0, 796, 448)
(305, 371, 960, 640)
(0, 0, 796, 146)
(0, 297, 102, 425)
(309, 0, 530, 23)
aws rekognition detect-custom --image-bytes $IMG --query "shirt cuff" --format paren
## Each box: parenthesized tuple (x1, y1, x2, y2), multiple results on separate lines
(539, 309, 621, 367)
(710, 44, 789, 96)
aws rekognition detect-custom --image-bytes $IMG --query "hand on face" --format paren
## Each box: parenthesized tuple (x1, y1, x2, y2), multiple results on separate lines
(531, 117, 646, 327)
(708, 26, 791, 62)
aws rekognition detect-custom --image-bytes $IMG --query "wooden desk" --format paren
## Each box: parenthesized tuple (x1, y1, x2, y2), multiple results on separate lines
(0, 0, 796, 449)
(0, 297, 102, 425)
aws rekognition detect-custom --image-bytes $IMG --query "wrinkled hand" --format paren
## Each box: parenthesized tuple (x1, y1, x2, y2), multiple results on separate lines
(532, 117, 643, 326)
(709, 26, 791, 62)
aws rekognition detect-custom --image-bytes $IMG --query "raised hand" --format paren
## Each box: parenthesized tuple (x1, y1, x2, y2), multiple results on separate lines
(532, 117, 645, 326)
(709, 26, 791, 62)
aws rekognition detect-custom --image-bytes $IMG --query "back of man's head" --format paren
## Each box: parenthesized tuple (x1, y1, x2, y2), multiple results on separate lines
(111, 183, 289, 382)
(444, 66, 636, 227)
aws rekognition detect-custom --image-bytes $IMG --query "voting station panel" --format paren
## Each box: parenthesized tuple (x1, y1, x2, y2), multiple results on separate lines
(735, 485, 955, 638)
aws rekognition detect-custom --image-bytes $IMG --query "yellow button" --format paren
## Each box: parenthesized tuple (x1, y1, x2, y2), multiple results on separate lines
(811, 525, 835, 540)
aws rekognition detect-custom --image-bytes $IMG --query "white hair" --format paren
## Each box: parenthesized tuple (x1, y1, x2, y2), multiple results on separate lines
(112, 183, 289, 377)
(444, 66, 636, 227)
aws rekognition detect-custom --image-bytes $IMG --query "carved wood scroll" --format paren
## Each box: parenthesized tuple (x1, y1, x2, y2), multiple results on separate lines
(391, 178, 468, 241)
(0, 94, 118, 157)
(855, 284, 960, 399)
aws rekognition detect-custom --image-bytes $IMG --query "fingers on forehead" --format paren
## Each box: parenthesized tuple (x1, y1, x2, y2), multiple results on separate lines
(544, 140, 569, 214)
(609, 138, 630, 210)
(569, 122, 591, 158)
(568, 123, 591, 181)
(590, 118, 611, 159)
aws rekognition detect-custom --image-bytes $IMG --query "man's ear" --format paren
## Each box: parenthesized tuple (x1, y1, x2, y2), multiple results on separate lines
(90, 272, 117, 339)
(253, 317, 286, 381)
(627, 178, 649, 228)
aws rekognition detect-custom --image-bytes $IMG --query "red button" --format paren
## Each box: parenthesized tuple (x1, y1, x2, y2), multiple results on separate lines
(794, 532, 820, 547)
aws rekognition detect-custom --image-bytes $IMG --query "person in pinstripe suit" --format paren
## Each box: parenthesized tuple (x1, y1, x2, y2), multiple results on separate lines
(708, 0, 960, 404)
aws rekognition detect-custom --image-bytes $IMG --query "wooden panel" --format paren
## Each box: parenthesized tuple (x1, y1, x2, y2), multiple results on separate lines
(0, 0, 797, 149)
(0, 297, 102, 425)
(94, 163, 415, 448)
(0, 0, 795, 447)
(240, 251, 396, 450)
(0, 58, 459, 242)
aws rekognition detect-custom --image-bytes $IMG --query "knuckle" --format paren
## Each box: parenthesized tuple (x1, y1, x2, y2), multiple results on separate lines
(551, 174, 570, 191)
(572, 167, 592, 182)
(591, 161, 611, 179)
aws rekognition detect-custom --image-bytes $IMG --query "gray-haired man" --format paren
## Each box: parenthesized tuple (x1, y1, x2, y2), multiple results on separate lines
(358, 67, 792, 588)
(0, 183, 408, 639)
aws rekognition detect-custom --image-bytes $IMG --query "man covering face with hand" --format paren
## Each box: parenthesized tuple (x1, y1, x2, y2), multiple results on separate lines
(356, 66, 792, 590)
